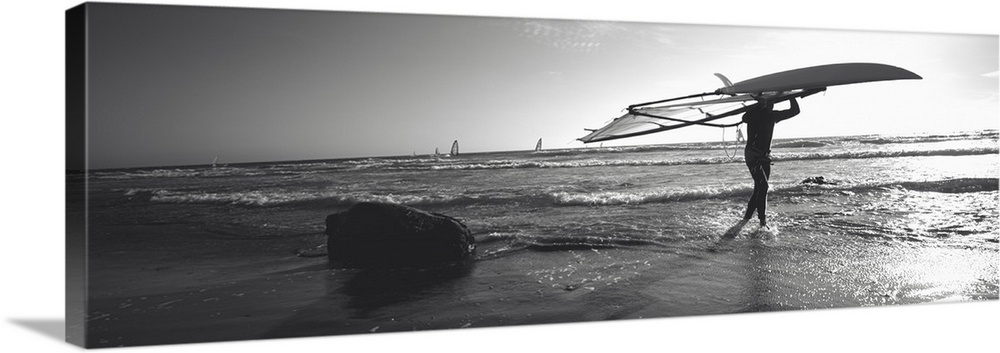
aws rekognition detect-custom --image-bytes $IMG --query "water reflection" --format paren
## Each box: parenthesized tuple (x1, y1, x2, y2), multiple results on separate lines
(341, 262, 475, 316)
(739, 234, 791, 312)
(262, 260, 475, 339)
(712, 221, 793, 312)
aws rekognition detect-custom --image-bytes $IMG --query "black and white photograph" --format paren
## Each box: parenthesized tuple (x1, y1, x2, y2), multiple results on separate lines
(3, 1, 999, 352)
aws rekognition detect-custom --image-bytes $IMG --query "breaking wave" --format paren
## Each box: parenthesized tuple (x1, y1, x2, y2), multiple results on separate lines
(91, 166, 273, 180)
(429, 147, 997, 171)
(772, 140, 829, 148)
(141, 178, 998, 208)
(147, 189, 483, 208)
(551, 178, 998, 206)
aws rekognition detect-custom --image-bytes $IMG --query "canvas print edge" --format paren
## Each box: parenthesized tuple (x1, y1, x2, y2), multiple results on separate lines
(61, 1, 998, 350)
(65, 3, 88, 348)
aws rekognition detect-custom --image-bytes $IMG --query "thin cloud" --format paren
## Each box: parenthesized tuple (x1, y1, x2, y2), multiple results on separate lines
(517, 20, 613, 52)
(511, 20, 677, 53)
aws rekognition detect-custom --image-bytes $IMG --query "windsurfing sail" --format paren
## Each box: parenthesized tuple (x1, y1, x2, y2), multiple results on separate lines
(535, 138, 542, 151)
(578, 89, 828, 143)
(451, 140, 459, 156)
(579, 63, 920, 144)
(579, 92, 762, 143)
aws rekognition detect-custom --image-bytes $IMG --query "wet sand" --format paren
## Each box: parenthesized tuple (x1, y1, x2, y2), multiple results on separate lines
(84, 223, 998, 348)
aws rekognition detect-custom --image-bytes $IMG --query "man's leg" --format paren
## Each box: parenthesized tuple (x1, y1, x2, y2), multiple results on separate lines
(756, 163, 771, 226)
(744, 164, 758, 220)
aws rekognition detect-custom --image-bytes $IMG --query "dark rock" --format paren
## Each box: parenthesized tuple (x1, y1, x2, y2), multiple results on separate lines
(325, 202, 475, 268)
(801, 176, 838, 185)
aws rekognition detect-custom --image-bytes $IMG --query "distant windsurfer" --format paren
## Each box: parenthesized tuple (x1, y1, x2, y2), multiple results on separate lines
(739, 97, 800, 229)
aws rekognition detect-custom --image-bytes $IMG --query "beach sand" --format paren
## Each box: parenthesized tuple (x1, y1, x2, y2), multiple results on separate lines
(83, 220, 998, 348)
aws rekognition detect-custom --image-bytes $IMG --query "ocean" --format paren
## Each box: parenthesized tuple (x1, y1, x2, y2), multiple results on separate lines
(76, 130, 999, 347)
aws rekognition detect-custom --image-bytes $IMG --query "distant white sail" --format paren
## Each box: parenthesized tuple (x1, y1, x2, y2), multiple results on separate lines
(451, 140, 459, 156)
(211, 156, 219, 168)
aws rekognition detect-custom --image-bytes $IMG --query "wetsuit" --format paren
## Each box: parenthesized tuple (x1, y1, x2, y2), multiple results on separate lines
(741, 98, 799, 225)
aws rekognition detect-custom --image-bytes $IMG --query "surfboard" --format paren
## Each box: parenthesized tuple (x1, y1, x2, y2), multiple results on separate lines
(716, 63, 921, 95)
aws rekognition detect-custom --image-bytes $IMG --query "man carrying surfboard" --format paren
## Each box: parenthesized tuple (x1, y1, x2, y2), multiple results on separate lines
(740, 97, 800, 228)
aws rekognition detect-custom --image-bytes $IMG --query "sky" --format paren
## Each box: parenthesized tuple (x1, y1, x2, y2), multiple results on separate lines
(82, 3, 998, 169)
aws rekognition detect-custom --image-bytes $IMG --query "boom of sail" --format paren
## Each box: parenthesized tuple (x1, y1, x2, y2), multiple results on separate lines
(578, 89, 822, 144)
